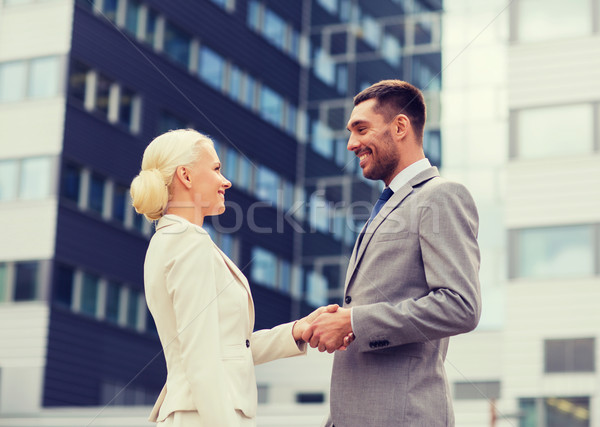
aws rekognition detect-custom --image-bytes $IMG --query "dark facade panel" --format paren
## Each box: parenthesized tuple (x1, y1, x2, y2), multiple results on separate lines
(43, 307, 165, 406)
(70, 6, 300, 178)
(250, 283, 295, 330)
(145, 0, 302, 100)
(54, 206, 147, 286)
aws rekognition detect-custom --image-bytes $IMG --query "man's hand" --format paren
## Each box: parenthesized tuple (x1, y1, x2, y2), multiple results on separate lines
(301, 308, 353, 353)
(292, 304, 339, 341)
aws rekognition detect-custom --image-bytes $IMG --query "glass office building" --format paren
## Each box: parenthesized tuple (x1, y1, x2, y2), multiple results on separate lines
(0, 0, 442, 414)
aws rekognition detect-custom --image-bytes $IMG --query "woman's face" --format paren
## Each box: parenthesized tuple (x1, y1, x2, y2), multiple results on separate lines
(189, 144, 231, 217)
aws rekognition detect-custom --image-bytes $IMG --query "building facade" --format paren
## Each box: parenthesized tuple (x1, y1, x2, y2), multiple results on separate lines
(442, 1, 600, 426)
(0, 0, 442, 419)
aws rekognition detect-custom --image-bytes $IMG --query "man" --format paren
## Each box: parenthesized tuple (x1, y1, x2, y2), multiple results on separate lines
(302, 80, 481, 426)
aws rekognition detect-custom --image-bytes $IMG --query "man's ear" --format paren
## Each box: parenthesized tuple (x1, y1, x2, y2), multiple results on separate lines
(394, 114, 410, 140)
(175, 166, 192, 189)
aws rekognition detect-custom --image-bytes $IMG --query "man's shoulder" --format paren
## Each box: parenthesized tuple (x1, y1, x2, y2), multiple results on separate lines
(417, 176, 475, 204)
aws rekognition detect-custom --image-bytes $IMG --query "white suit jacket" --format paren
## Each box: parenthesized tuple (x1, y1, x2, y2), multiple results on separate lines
(144, 215, 306, 425)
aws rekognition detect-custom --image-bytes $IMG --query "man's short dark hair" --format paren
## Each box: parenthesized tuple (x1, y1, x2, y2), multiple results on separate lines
(354, 80, 427, 141)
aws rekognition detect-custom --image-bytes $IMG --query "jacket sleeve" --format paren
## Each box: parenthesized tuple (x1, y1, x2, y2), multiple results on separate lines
(352, 182, 482, 352)
(166, 232, 239, 425)
(250, 321, 307, 366)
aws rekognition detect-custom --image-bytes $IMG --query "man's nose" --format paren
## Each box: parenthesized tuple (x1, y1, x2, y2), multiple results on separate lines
(347, 134, 360, 152)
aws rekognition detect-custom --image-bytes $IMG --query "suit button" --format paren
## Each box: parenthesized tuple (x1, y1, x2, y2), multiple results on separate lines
(246, 339, 250, 348)
(345, 296, 352, 304)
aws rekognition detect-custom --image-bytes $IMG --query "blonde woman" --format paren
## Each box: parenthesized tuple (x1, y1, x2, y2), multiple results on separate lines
(131, 129, 343, 426)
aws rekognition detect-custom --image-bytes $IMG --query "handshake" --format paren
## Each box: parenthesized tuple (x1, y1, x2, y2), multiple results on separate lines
(293, 304, 355, 353)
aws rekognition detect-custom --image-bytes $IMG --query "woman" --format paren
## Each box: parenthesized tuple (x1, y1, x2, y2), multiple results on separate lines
(130, 129, 339, 426)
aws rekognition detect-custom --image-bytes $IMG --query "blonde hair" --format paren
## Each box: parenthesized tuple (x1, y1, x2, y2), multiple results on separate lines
(130, 129, 214, 221)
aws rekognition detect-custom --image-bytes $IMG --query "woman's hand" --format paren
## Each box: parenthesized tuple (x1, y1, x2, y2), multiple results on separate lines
(293, 304, 356, 350)
(293, 304, 339, 341)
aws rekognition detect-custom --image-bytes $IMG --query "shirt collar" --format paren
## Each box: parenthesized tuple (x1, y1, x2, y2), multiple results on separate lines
(387, 158, 432, 193)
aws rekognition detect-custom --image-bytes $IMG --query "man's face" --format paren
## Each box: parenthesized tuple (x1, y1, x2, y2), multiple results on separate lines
(346, 99, 400, 185)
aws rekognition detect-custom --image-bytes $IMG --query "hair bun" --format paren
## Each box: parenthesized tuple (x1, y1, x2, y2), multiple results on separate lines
(130, 168, 169, 221)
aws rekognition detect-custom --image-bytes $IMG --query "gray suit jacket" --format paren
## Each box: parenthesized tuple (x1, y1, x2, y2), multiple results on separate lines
(326, 167, 481, 427)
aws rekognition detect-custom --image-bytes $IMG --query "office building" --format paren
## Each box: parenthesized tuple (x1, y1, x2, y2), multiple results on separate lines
(442, 1, 600, 426)
(0, 0, 442, 422)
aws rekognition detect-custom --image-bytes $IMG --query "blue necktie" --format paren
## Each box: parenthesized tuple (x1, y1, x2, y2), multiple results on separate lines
(354, 187, 394, 261)
(367, 187, 394, 225)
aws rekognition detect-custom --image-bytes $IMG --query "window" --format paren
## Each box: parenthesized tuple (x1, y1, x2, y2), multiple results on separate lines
(124, 0, 142, 36)
(14, 262, 39, 301)
(251, 247, 277, 288)
(112, 184, 127, 223)
(164, 22, 191, 68)
(88, 174, 106, 215)
(414, 15, 435, 46)
(118, 87, 137, 130)
(97, 0, 118, 22)
(105, 281, 121, 324)
(0, 263, 7, 302)
(317, 0, 337, 15)
(62, 163, 81, 203)
(512, 225, 595, 279)
(259, 85, 284, 127)
(514, 104, 593, 159)
(28, 57, 60, 99)
(306, 270, 327, 307)
(362, 15, 382, 49)
(54, 265, 74, 307)
(227, 65, 243, 101)
(311, 119, 334, 158)
(0, 160, 18, 201)
(132, 209, 145, 233)
(126, 288, 141, 328)
(95, 73, 111, 117)
(20, 157, 52, 200)
(314, 48, 335, 86)
(288, 28, 300, 59)
(423, 130, 441, 167)
(81, 273, 99, 316)
(382, 34, 401, 67)
(454, 381, 500, 400)
(256, 166, 279, 205)
(242, 74, 257, 109)
(279, 260, 291, 293)
(515, 0, 592, 42)
(69, 60, 89, 103)
(247, 1, 262, 32)
(0, 157, 53, 202)
(263, 9, 286, 50)
(296, 392, 325, 403)
(220, 234, 236, 261)
(282, 180, 294, 210)
(236, 155, 253, 192)
(144, 8, 159, 47)
(224, 148, 239, 184)
(545, 338, 595, 373)
(286, 102, 298, 135)
(198, 46, 225, 91)
(0, 60, 26, 102)
(306, 271, 327, 307)
(519, 397, 590, 427)
(247, 2, 299, 60)
(210, 0, 234, 11)
(335, 64, 348, 95)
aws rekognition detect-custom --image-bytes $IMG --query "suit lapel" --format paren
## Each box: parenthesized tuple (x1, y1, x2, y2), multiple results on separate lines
(213, 243, 255, 326)
(344, 167, 440, 292)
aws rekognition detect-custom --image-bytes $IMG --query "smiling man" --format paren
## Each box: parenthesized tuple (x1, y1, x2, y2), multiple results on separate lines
(302, 80, 482, 427)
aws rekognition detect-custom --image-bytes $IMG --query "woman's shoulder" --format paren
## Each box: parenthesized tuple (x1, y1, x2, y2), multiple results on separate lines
(151, 215, 213, 250)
